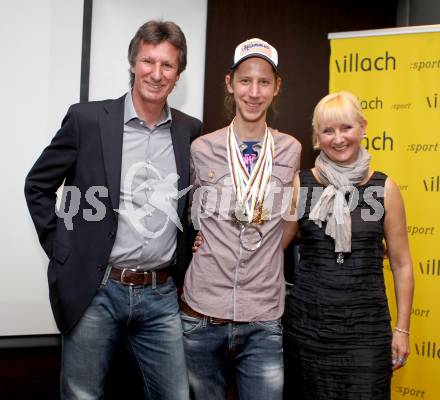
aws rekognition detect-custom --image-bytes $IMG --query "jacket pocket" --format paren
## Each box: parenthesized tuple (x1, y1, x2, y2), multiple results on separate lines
(52, 241, 71, 264)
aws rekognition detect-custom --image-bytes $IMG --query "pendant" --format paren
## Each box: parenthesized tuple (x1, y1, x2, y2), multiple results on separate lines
(239, 224, 263, 252)
(251, 201, 269, 225)
(336, 252, 344, 264)
(232, 205, 249, 226)
(230, 208, 264, 252)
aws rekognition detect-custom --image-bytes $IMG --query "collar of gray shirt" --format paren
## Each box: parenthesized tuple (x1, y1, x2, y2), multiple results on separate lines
(124, 90, 172, 128)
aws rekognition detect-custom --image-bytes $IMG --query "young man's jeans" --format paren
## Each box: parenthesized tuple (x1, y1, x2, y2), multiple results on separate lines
(181, 313, 284, 400)
(61, 277, 189, 400)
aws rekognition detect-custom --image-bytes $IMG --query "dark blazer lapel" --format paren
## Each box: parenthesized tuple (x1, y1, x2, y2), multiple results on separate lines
(170, 109, 190, 219)
(99, 95, 125, 211)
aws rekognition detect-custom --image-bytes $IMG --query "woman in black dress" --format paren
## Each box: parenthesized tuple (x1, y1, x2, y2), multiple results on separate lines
(282, 91, 414, 399)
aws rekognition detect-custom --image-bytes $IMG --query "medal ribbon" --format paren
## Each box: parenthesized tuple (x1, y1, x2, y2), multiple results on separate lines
(226, 120, 274, 223)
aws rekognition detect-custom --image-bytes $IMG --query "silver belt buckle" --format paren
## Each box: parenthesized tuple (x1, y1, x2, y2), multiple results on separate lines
(120, 267, 139, 286)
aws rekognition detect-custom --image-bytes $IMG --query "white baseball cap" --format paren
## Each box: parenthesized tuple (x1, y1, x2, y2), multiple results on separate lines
(231, 38, 278, 70)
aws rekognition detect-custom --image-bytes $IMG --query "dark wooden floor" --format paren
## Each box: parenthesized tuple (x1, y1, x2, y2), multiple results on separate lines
(0, 342, 246, 399)
(0, 342, 144, 399)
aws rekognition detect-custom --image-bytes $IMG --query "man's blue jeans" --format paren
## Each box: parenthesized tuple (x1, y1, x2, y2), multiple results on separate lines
(181, 313, 284, 400)
(61, 276, 189, 400)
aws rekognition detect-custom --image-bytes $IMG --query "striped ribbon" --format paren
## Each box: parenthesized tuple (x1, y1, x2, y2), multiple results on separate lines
(226, 120, 274, 224)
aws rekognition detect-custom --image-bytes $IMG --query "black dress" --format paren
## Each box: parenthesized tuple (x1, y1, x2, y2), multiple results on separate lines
(284, 170, 392, 400)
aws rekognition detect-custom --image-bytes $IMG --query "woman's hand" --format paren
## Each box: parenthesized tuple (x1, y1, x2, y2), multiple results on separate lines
(192, 231, 203, 253)
(391, 329, 410, 371)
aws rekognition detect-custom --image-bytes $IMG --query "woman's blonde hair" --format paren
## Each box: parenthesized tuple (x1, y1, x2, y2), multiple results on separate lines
(312, 91, 366, 149)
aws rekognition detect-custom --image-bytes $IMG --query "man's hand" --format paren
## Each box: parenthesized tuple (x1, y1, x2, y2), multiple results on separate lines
(192, 231, 203, 253)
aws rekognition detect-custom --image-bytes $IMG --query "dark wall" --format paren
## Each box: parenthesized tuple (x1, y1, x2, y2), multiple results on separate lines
(398, 0, 440, 25)
(203, 0, 399, 168)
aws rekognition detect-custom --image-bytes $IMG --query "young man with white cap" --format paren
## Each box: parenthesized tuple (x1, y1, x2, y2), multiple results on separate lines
(180, 38, 301, 400)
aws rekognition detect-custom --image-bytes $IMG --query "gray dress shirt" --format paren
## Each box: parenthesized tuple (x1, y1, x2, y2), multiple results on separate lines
(109, 91, 178, 270)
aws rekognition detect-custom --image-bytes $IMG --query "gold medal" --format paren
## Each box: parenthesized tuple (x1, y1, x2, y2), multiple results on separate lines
(251, 202, 269, 225)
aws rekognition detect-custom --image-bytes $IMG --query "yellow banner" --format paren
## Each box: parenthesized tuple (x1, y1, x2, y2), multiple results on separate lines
(330, 28, 440, 399)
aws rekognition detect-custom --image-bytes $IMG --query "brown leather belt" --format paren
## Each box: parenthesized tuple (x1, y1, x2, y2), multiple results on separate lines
(109, 266, 170, 286)
(179, 299, 233, 325)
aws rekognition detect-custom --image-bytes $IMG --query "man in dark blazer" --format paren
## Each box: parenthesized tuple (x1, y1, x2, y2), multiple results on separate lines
(25, 20, 202, 399)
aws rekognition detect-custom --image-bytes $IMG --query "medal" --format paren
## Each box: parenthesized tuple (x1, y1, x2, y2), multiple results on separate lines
(231, 207, 264, 252)
(227, 120, 274, 251)
(239, 224, 263, 252)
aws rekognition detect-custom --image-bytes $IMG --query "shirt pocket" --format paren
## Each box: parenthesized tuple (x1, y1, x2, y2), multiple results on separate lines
(271, 164, 294, 185)
(267, 164, 294, 218)
(195, 166, 233, 219)
(199, 166, 231, 186)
